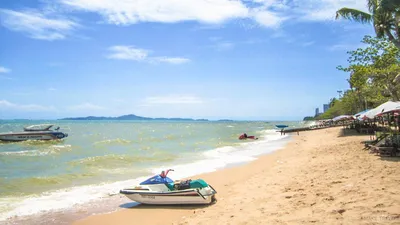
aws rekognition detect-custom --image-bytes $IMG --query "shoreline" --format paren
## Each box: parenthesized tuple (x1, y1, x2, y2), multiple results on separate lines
(3, 128, 291, 225)
(73, 127, 400, 225)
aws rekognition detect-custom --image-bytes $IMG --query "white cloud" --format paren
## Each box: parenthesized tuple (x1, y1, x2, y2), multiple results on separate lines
(0, 100, 56, 112)
(302, 41, 315, 47)
(0, 66, 11, 73)
(61, 0, 249, 25)
(58, 0, 364, 29)
(153, 57, 190, 64)
(251, 9, 286, 28)
(0, 0, 362, 46)
(0, 9, 79, 40)
(289, 0, 368, 21)
(60, 0, 286, 27)
(67, 103, 105, 111)
(48, 87, 57, 91)
(249, 0, 368, 24)
(208, 36, 235, 51)
(142, 95, 204, 105)
(107, 46, 149, 61)
(107, 45, 190, 64)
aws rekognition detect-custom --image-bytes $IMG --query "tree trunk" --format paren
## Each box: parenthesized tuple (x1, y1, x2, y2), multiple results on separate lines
(386, 30, 400, 49)
(386, 83, 400, 101)
(394, 74, 400, 84)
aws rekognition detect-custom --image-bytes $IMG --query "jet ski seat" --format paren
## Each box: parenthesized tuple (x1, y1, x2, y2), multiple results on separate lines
(189, 179, 209, 189)
(166, 179, 210, 191)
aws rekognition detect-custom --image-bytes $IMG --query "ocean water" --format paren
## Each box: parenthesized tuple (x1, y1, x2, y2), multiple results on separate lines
(0, 120, 302, 222)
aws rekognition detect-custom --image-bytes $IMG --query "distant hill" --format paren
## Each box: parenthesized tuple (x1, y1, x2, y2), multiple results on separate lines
(59, 114, 210, 121)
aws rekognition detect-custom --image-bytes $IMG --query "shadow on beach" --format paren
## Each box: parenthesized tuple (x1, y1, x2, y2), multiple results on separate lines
(337, 128, 372, 137)
(379, 156, 400, 162)
(119, 202, 214, 210)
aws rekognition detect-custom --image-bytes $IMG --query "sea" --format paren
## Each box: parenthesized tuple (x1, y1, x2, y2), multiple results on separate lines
(0, 120, 306, 224)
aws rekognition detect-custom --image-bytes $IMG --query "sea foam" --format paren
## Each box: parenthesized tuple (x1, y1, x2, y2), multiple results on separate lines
(0, 129, 290, 222)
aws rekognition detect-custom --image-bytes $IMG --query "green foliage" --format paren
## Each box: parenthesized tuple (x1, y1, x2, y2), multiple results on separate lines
(329, 97, 338, 107)
(338, 36, 400, 101)
(335, 8, 373, 23)
(380, 0, 400, 10)
(318, 36, 399, 119)
(317, 91, 363, 119)
(336, 0, 400, 49)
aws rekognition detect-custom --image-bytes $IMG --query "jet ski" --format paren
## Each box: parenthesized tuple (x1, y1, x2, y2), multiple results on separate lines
(238, 133, 258, 140)
(120, 169, 217, 205)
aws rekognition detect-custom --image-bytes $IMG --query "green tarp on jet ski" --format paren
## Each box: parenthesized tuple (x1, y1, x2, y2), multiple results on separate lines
(190, 179, 208, 189)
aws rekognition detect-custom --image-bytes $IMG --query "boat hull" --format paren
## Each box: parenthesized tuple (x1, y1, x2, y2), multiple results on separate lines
(120, 188, 216, 205)
(0, 132, 68, 142)
(275, 125, 288, 129)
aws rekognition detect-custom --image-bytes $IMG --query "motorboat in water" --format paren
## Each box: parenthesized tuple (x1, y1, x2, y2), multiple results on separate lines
(120, 169, 217, 205)
(275, 124, 289, 129)
(0, 124, 68, 142)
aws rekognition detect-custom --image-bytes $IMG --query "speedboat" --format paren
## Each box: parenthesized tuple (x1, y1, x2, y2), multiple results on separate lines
(275, 124, 289, 129)
(0, 124, 68, 142)
(120, 169, 217, 205)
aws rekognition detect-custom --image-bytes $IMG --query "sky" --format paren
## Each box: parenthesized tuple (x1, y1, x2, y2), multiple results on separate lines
(0, 0, 374, 120)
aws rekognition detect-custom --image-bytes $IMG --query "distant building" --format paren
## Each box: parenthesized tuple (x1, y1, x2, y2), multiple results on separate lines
(323, 104, 330, 113)
(315, 108, 320, 117)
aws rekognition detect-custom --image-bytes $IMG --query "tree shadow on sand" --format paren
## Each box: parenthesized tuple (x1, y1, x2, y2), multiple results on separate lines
(337, 128, 373, 137)
(378, 156, 400, 162)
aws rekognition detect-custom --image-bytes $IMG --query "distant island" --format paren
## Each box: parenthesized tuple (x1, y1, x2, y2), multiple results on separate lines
(59, 114, 229, 121)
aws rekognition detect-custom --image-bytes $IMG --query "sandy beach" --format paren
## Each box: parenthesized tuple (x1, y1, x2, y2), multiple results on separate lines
(74, 127, 400, 225)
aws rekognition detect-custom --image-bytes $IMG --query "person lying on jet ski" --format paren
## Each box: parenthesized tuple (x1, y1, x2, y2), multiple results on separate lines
(239, 133, 258, 140)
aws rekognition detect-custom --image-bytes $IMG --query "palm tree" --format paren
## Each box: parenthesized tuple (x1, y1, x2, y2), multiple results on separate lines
(336, 0, 400, 49)
(381, 0, 400, 11)
(329, 97, 338, 108)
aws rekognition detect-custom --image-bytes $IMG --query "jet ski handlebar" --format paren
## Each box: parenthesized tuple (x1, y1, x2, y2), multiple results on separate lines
(160, 169, 174, 178)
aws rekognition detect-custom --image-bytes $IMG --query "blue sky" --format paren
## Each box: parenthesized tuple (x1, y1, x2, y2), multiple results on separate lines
(0, 0, 373, 120)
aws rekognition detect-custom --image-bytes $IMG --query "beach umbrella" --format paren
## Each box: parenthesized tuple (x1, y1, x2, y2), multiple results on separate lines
(354, 109, 370, 117)
(332, 115, 354, 121)
(364, 101, 400, 119)
(354, 109, 371, 119)
(377, 102, 400, 116)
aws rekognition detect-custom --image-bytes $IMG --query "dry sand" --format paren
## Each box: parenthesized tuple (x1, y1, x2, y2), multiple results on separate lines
(74, 127, 400, 225)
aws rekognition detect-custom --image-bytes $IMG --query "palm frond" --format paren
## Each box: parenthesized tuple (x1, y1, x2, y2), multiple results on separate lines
(373, 11, 396, 37)
(380, 0, 400, 11)
(367, 0, 378, 13)
(336, 8, 373, 23)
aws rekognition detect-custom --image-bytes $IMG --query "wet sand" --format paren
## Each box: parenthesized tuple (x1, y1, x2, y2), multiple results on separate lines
(74, 127, 400, 225)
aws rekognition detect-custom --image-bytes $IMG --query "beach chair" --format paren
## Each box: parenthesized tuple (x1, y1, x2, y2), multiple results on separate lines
(376, 146, 398, 157)
(368, 136, 391, 154)
(369, 134, 400, 156)
(362, 133, 389, 149)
